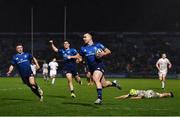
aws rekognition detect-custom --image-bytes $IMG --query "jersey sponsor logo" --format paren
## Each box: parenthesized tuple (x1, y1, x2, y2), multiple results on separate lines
(17, 59, 28, 64)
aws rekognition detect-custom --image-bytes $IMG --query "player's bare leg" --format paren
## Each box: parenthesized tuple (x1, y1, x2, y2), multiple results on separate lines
(93, 70, 103, 104)
(159, 75, 163, 89)
(162, 76, 166, 89)
(159, 92, 174, 98)
(66, 73, 76, 98)
(86, 72, 93, 86)
(75, 75, 82, 85)
(159, 74, 166, 89)
(29, 76, 43, 101)
(100, 76, 121, 89)
(51, 76, 56, 85)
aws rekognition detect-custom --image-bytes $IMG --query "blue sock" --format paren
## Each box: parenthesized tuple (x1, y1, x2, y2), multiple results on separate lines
(97, 88, 102, 100)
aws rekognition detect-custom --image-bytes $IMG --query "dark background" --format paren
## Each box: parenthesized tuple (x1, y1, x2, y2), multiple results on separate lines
(0, 0, 180, 32)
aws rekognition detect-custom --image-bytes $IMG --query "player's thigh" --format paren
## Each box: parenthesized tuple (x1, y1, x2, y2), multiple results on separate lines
(86, 72, 91, 78)
(158, 72, 163, 80)
(100, 76, 106, 85)
(92, 70, 103, 82)
(162, 73, 167, 81)
(29, 76, 36, 85)
(66, 73, 73, 82)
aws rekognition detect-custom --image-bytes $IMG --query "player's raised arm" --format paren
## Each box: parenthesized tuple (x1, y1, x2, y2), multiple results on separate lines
(7, 65, 14, 76)
(33, 57, 40, 70)
(49, 40, 58, 52)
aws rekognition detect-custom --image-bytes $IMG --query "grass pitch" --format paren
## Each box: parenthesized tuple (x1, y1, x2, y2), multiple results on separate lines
(0, 77, 179, 116)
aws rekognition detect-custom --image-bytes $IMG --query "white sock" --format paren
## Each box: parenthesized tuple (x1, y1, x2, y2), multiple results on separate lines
(52, 78, 55, 84)
(162, 81, 165, 88)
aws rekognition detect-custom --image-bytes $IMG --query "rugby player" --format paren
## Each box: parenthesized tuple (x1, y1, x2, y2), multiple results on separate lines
(156, 53, 172, 89)
(78, 33, 121, 104)
(49, 40, 82, 98)
(7, 44, 43, 101)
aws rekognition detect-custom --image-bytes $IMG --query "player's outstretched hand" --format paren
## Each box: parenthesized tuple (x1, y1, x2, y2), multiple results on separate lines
(49, 40, 53, 44)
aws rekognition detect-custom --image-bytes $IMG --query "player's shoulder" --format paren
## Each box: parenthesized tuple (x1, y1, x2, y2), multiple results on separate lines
(95, 42, 105, 48)
(95, 42, 102, 45)
(12, 54, 18, 59)
(70, 48, 77, 51)
(80, 44, 87, 50)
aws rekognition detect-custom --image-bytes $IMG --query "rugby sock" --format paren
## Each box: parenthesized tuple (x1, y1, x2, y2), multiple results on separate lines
(97, 88, 102, 100)
(30, 85, 41, 98)
(112, 81, 116, 87)
(78, 80, 82, 85)
(162, 81, 165, 89)
(52, 78, 55, 84)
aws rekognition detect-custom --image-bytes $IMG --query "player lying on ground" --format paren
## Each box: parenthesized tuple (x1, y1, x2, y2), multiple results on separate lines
(115, 89, 174, 99)
(49, 40, 82, 98)
(77, 33, 121, 104)
(156, 53, 172, 89)
(7, 43, 44, 101)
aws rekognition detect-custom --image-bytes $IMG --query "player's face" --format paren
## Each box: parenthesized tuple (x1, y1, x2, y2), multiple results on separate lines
(16, 45, 23, 53)
(64, 41, 70, 49)
(53, 58, 56, 62)
(162, 54, 166, 59)
(83, 34, 92, 44)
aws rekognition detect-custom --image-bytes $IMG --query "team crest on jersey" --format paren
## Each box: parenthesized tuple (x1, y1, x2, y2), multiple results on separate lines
(24, 55, 27, 58)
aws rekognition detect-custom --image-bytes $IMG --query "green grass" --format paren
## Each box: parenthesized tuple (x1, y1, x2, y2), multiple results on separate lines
(0, 77, 179, 116)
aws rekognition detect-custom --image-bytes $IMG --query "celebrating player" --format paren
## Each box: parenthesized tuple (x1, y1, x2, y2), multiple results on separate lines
(42, 60, 49, 81)
(49, 40, 82, 98)
(115, 89, 174, 99)
(156, 53, 172, 89)
(78, 33, 121, 104)
(49, 58, 58, 85)
(7, 43, 43, 101)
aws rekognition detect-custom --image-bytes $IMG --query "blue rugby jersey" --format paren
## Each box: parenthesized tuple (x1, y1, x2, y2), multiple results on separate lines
(11, 52, 33, 77)
(79, 43, 106, 67)
(58, 48, 78, 64)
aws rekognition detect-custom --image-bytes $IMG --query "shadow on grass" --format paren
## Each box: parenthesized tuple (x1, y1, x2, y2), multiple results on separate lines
(62, 102, 99, 108)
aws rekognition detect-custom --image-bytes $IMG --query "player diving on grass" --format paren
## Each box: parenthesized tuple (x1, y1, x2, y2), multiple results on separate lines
(7, 43, 44, 101)
(49, 40, 82, 98)
(156, 53, 172, 89)
(77, 33, 121, 104)
(115, 89, 174, 99)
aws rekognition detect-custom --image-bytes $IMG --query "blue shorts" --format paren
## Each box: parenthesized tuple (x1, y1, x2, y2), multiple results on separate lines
(88, 62, 105, 75)
(20, 72, 34, 85)
(63, 63, 79, 77)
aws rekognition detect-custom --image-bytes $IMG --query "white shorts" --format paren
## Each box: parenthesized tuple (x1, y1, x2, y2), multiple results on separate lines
(158, 71, 167, 78)
(43, 69, 48, 75)
(50, 70, 57, 77)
